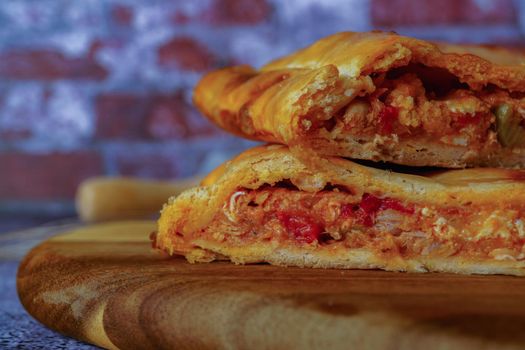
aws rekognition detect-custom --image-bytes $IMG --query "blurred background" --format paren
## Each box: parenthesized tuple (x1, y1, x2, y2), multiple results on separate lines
(0, 0, 524, 232)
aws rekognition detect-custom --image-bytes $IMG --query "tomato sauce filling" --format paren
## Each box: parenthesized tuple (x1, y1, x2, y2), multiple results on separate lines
(377, 105, 399, 135)
(322, 65, 525, 149)
(195, 186, 525, 261)
(277, 211, 322, 243)
(341, 193, 415, 227)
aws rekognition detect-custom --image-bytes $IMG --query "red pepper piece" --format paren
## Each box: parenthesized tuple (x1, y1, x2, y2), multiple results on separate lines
(359, 193, 383, 214)
(340, 202, 375, 227)
(355, 209, 375, 227)
(357, 193, 382, 227)
(339, 193, 413, 227)
(340, 203, 355, 218)
(378, 105, 399, 135)
(381, 198, 414, 214)
(277, 211, 322, 243)
(454, 112, 482, 129)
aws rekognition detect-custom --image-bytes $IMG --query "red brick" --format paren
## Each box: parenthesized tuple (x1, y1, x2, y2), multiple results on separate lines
(0, 129, 32, 141)
(0, 50, 108, 80)
(146, 95, 223, 139)
(111, 4, 134, 26)
(96, 93, 214, 140)
(171, 11, 191, 25)
(146, 96, 191, 139)
(109, 143, 211, 179)
(371, 0, 516, 26)
(89, 40, 105, 59)
(203, 0, 271, 25)
(0, 151, 103, 199)
(112, 151, 181, 179)
(95, 94, 150, 139)
(157, 36, 216, 71)
(88, 38, 125, 60)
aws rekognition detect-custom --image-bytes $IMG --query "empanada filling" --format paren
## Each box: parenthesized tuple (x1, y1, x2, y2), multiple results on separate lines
(322, 64, 525, 149)
(193, 183, 525, 261)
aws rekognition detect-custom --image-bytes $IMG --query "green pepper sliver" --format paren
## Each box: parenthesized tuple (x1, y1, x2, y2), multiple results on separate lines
(495, 104, 525, 147)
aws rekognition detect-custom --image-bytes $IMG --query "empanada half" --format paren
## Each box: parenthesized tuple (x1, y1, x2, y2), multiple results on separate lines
(194, 31, 525, 168)
(156, 145, 525, 276)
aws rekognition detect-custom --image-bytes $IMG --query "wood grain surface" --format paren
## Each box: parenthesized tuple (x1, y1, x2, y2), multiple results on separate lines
(17, 221, 525, 350)
(1, 221, 96, 349)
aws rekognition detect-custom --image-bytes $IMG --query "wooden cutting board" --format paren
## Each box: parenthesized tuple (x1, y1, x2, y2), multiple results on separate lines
(17, 221, 525, 350)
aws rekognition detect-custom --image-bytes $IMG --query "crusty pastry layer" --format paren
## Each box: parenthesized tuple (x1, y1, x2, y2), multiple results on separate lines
(194, 31, 525, 168)
(156, 145, 525, 276)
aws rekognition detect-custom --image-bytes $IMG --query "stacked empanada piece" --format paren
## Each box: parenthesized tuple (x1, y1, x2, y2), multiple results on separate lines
(156, 31, 525, 275)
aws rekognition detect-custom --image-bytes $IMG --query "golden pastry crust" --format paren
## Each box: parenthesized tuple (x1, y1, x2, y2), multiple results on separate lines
(157, 145, 525, 276)
(193, 31, 525, 168)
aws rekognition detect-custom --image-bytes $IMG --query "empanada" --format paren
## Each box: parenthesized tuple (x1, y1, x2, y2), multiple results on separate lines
(194, 31, 525, 168)
(156, 145, 525, 275)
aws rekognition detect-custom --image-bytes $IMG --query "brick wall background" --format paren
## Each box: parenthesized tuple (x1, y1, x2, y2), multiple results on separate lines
(0, 0, 524, 221)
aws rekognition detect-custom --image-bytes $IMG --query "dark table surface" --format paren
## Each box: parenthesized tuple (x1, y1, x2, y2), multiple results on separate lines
(0, 219, 98, 349)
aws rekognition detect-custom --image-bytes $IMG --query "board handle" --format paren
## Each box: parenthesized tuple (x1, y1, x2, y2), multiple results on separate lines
(75, 177, 200, 222)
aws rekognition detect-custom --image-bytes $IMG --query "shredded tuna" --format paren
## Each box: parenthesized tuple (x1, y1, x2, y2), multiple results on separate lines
(194, 186, 525, 260)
